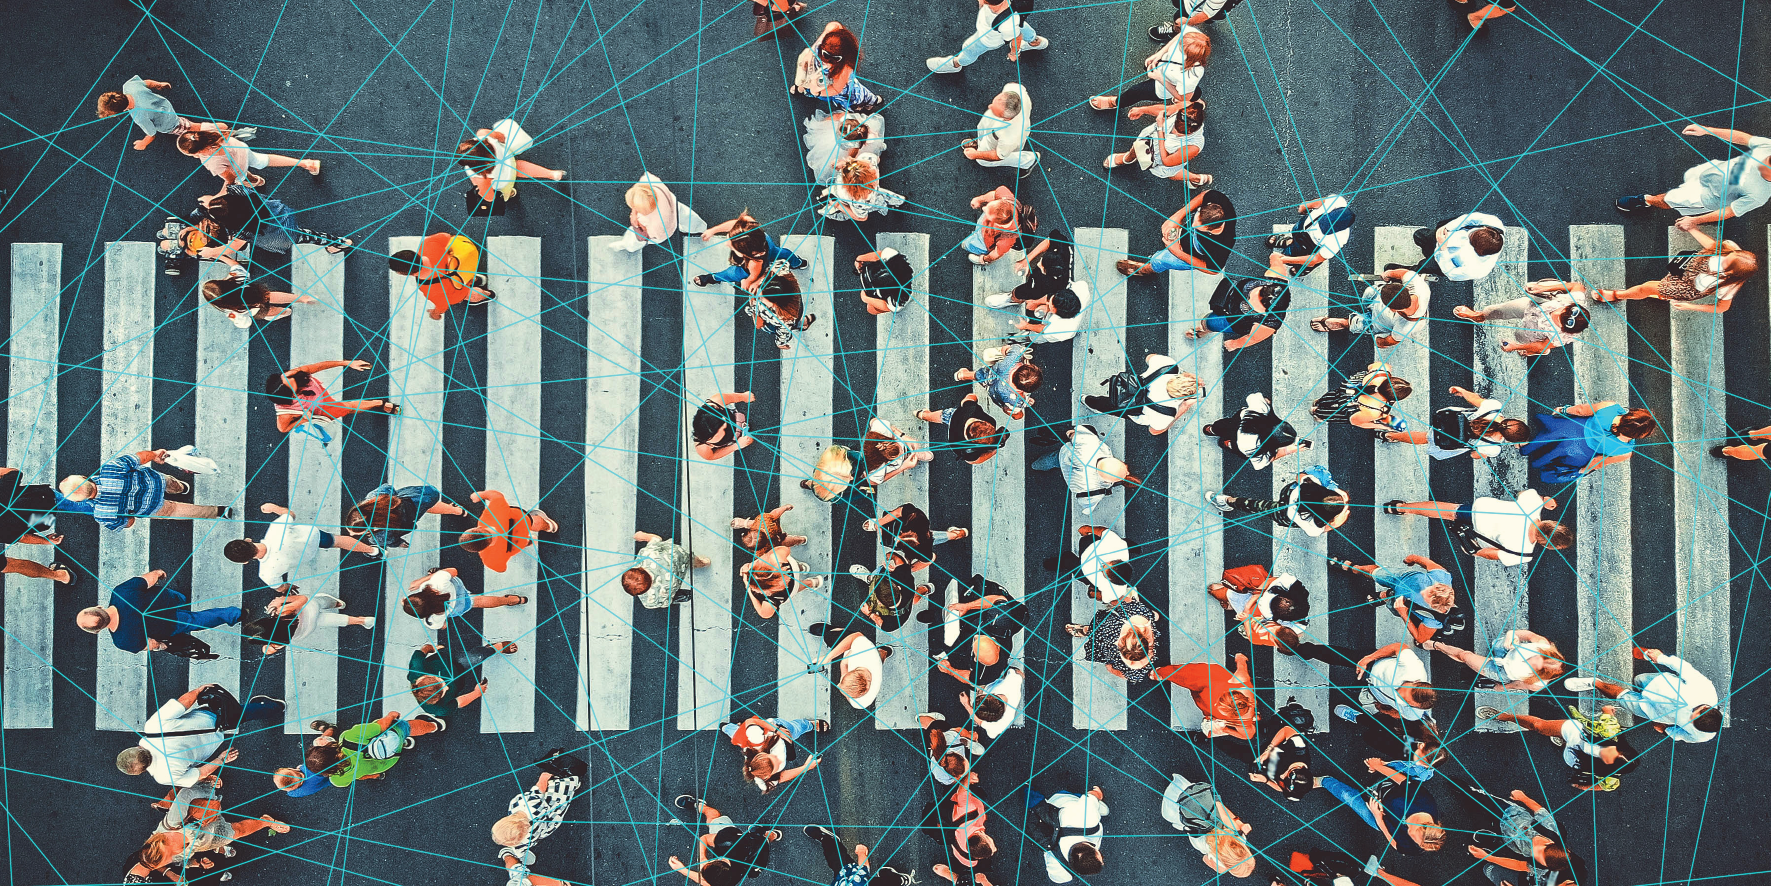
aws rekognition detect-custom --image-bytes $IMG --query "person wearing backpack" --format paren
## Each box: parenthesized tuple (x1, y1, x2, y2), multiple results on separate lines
(116, 684, 286, 787)
(1383, 491, 1570, 567)
(926, 0, 1050, 74)
(854, 247, 916, 314)
(1381, 385, 1531, 459)
(1204, 392, 1307, 470)
(690, 393, 758, 461)
(307, 710, 441, 787)
(1160, 772, 1255, 877)
(1150, 0, 1242, 42)
(1308, 267, 1430, 349)
(1026, 783, 1107, 883)
(1267, 194, 1354, 277)
(1327, 554, 1466, 645)
(1082, 353, 1201, 436)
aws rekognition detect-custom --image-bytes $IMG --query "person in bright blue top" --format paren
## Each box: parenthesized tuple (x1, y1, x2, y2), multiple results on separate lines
(1519, 402, 1659, 484)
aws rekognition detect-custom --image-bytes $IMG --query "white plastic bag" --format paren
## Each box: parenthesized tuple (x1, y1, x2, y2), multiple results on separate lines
(163, 445, 219, 474)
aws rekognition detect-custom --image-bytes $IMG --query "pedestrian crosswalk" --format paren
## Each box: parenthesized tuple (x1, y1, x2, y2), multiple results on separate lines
(0, 224, 1744, 739)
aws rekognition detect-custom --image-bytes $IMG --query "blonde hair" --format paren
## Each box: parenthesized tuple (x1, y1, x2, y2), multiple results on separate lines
(1166, 371, 1201, 400)
(806, 446, 854, 501)
(491, 813, 532, 847)
(1418, 824, 1447, 851)
(625, 182, 659, 212)
(840, 668, 873, 698)
(116, 746, 151, 774)
(140, 832, 178, 868)
(1208, 834, 1253, 876)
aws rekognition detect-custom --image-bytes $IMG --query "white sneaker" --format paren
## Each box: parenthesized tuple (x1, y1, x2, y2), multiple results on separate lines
(1563, 676, 1596, 692)
(848, 564, 872, 579)
(803, 576, 825, 590)
(1024, 36, 1051, 51)
(983, 292, 1017, 309)
(359, 617, 376, 630)
(1206, 492, 1235, 513)
(926, 56, 961, 73)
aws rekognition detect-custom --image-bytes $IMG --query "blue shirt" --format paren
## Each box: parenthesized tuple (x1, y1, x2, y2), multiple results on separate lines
(109, 577, 188, 652)
(976, 345, 1031, 412)
(283, 764, 330, 798)
(1580, 404, 1633, 457)
(1371, 566, 1453, 628)
(833, 863, 871, 886)
(88, 454, 166, 530)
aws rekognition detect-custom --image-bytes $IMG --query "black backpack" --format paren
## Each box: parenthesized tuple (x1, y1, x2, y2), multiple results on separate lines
(163, 633, 220, 662)
(1276, 696, 1316, 734)
(860, 252, 914, 305)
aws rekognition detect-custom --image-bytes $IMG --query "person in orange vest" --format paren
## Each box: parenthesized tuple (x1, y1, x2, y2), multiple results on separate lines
(389, 232, 497, 320)
(459, 489, 559, 573)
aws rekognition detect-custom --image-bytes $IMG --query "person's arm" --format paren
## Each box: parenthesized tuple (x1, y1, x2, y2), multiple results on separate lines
(774, 755, 823, 785)
(1015, 236, 1052, 276)
(1398, 601, 1439, 645)
(1468, 844, 1530, 871)
(668, 857, 709, 885)
(456, 678, 489, 709)
(820, 632, 861, 666)
(1222, 324, 1278, 351)
(1502, 338, 1554, 355)
(1230, 652, 1252, 685)
(1365, 757, 1406, 785)
(1369, 796, 1398, 848)
(506, 855, 567, 886)
(1356, 643, 1402, 677)
(1402, 553, 1444, 571)
(1684, 122, 1757, 146)
(1257, 724, 1298, 761)
(1556, 402, 1604, 418)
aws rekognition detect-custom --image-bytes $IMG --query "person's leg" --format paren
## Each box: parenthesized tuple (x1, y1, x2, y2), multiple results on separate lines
(1390, 501, 1463, 520)
(980, 150, 1040, 170)
(241, 696, 287, 723)
(227, 817, 274, 840)
(1223, 495, 1282, 517)
(1114, 79, 1163, 108)
(406, 715, 439, 736)
(313, 610, 353, 629)
(1030, 450, 1062, 471)
(711, 265, 748, 284)
(178, 606, 244, 631)
(527, 509, 560, 534)
(513, 159, 565, 180)
(1, 557, 69, 581)
(289, 227, 351, 250)
(947, 33, 997, 68)
(473, 594, 526, 609)
(772, 718, 819, 740)
(452, 643, 507, 672)
(812, 828, 845, 872)
(154, 501, 227, 519)
(1472, 297, 1534, 323)
(1318, 777, 1380, 830)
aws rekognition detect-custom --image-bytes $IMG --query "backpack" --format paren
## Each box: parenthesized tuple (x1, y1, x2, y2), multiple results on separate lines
(163, 633, 220, 662)
(358, 718, 411, 760)
(1276, 697, 1316, 734)
(860, 252, 915, 306)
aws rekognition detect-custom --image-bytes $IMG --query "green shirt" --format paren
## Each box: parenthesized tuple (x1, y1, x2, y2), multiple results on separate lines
(330, 721, 401, 786)
(406, 648, 476, 719)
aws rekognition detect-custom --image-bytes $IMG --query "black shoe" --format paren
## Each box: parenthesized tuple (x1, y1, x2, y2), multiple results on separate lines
(915, 607, 942, 625)
(1017, 154, 1042, 179)
(1411, 228, 1435, 252)
(674, 795, 703, 811)
(804, 825, 835, 841)
(217, 506, 235, 520)
(1083, 395, 1116, 414)
(693, 274, 717, 287)
(806, 622, 829, 636)
(1382, 262, 1412, 272)
(790, 257, 810, 270)
(309, 719, 339, 734)
(1042, 557, 1061, 572)
(1712, 444, 1732, 458)
(472, 290, 497, 305)
(1382, 500, 1406, 515)
(1149, 23, 1178, 42)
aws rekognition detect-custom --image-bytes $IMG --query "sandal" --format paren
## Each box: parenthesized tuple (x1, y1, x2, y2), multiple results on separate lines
(260, 815, 291, 834)
(1188, 173, 1213, 187)
(1475, 705, 1500, 720)
(1451, 306, 1481, 321)
(49, 563, 76, 585)
(1267, 234, 1294, 250)
(1308, 316, 1333, 332)
(498, 641, 520, 654)
(505, 595, 529, 605)
(164, 478, 191, 496)
(1088, 96, 1117, 111)
(379, 401, 401, 415)
(1103, 154, 1127, 170)
(325, 238, 354, 255)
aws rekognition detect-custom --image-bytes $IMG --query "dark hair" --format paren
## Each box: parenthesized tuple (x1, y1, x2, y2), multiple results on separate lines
(456, 137, 496, 174)
(1270, 594, 1305, 621)
(941, 753, 967, 777)
(263, 370, 309, 406)
(348, 493, 412, 533)
(1017, 203, 1039, 234)
(1280, 765, 1314, 800)
(1195, 202, 1226, 225)
(97, 91, 129, 116)
(759, 272, 803, 322)
(1379, 282, 1414, 310)
(818, 24, 861, 72)
(389, 249, 421, 276)
(862, 431, 903, 472)
(1011, 363, 1043, 391)
(1403, 682, 1437, 709)
(1542, 844, 1570, 873)
(224, 539, 258, 563)
(1373, 375, 1413, 402)
(243, 615, 298, 644)
(1068, 843, 1103, 875)
(730, 228, 770, 262)
(306, 743, 341, 773)
(691, 402, 734, 445)
(1175, 99, 1205, 135)
(402, 587, 448, 618)
(974, 694, 1007, 722)
(1559, 303, 1591, 334)
(1049, 288, 1083, 319)
(967, 833, 995, 861)
(1544, 521, 1574, 549)
(1613, 407, 1659, 440)
(1692, 705, 1723, 734)
(622, 567, 654, 596)
(1608, 735, 1641, 772)
(203, 279, 269, 314)
(1470, 416, 1534, 443)
(177, 129, 224, 155)
(1105, 561, 1139, 588)
(1468, 226, 1504, 256)
(199, 192, 254, 233)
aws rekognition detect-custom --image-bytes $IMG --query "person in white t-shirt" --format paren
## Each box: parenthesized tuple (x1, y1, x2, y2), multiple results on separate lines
(1383, 385, 1531, 460)
(1043, 524, 1138, 603)
(962, 667, 1024, 739)
(1357, 643, 1437, 723)
(1565, 647, 1723, 743)
(1031, 424, 1141, 518)
(1402, 211, 1505, 281)
(1309, 266, 1428, 348)
(1267, 194, 1353, 277)
(816, 630, 886, 710)
(1618, 124, 1771, 231)
(1088, 25, 1207, 116)
(927, 0, 1049, 73)
(225, 502, 380, 585)
(116, 684, 286, 786)
(1029, 784, 1107, 882)
(1384, 490, 1570, 567)
(965, 83, 1039, 172)
(1013, 280, 1089, 344)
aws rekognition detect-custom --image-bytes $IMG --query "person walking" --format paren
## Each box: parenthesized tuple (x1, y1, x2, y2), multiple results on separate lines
(985, 228, 1073, 312)
(1118, 188, 1236, 276)
(1383, 385, 1531, 460)
(1007, 281, 1089, 345)
(1453, 288, 1589, 358)
(389, 233, 497, 319)
(614, 173, 708, 251)
(77, 568, 239, 654)
(116, 684, 285, 786)
(696, 210, 809, 293)
(745, 271, 818, 351)
(493, 750, 589, 865)
(917, 394, 1009, 465)
(862, 417, 934, 488)
(1617, 123, 1771, 229)
(742, 541, 825, 620)
(1208, 465, 1350, 538)
(1154, 653, 1258, 739)
(1205, 565, 1310, 638)
(1357, 643, 1438, 724)
(691, 393, 758, 460)
(190, 186, 353, 271)
(1089, 25, 1208, 115)
(244, 585, 374, 656)
(1065, 597, 1161, 683)
(0, 466, 73, 584)
(1319, 758, 1446, 855)
(818, 154, 906, 222)
(1519, 402, 1658, 484)
(668, 796, 780, 886)
(1534, 225, 1756, 313)
(803, 826, 910, 886)
(919, 712, 983, 788)
(1423, 630, 1567, 693)
(960, 186, 1032, 266)
(926, 0, 1050, 73)
(1267, 194, 1354, 277)
(57, 449, 230, 530)
(966, 84, 1039, 174)
(1204, 392, 1306, 469)
(407, 640, 518, 724)
(401, 566, 528, 630)
(1182, 274, 1291, 351)
(177, 126, 318, 195)
(305, 709, 441, 787)
(1456, 783, 1587, 886)
(344, 481, 465, 550)
(624, 530, 712, 609)
(457, 120, 566, 204)
(1026, 784, 1108, 883)
(935, 575, 1027, 690)
(1082, 353, 1201, 436)
(1160, 772, 1256, 878)
(1308, 267, 1428, 349)
(811, 628, 888, 710)
(1478, 706, 1641, 792)
(129, 813, 291, 882)
(1563, 646, 1722, 743)
(805, 108, 885, 185)
(1046, 524, 1142, 603)
(96, 76, 194, 150)
(1103, 99, 1208, 185)
(1384, 491, 1570, 566)
(724, 714, 828, 794)
(200, 276, 318, 327)
(925, 779, 999, 884)
(854, 245, 916, 313)
(1309, 361, 1413, 440)
(793, 22, 881, 111)
(1406, 211, 1505, 281)
(955, 343, 1041, 420)
(227, 501, 380, 585)
(265, 359, 399, 435)
(460, 488, 560, 573)
(1328, 554, 1466, 644)
(961, 666, 1025, 740)
(1032, 424, 1142, 518)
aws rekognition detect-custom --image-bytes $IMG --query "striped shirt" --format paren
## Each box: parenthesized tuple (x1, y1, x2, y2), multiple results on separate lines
(89, 453, 166, 530)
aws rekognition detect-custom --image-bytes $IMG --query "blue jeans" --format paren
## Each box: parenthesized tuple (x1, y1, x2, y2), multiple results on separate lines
(242, 696, 286, 723)
(175, 606, 242, 633)
(962, 229, 990, 255)
(1320, 776, 1379, 830)
(948, 23, 1040, 67)
(1031, 451, 1061, 472)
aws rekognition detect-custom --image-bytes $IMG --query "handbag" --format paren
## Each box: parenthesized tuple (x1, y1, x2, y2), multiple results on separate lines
(794, 48, 823, 92)
(1666, 249, 1702, 277)
(162, 445, 219, 475)
(194, 684, 244, 730)
(359, 718, 411, 760)
(163, 633, 221, 662)
(466, 186, 514, 217)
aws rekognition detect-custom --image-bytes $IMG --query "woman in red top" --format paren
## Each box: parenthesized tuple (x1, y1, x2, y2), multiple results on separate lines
(459, 489, 560, 572)
(265, 360, 398, 434)
(388, 233, 497, 320)
(1154, 652, 1259, 739)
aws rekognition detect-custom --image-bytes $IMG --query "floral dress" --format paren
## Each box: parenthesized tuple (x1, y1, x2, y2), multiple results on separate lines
(1082, 598, 1162, 683)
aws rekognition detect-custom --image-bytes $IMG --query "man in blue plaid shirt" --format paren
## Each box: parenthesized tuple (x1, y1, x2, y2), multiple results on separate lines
(56, 448, 231, 530)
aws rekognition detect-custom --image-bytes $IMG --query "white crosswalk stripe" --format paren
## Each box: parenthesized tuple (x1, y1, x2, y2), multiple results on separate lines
(2, 227, 1739, 733)
(3, 243, 61, 730)
(971, 244, 1028, 731)
(1470, 227, 1532, 732)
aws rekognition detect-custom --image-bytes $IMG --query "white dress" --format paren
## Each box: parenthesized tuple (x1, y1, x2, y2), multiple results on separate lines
(466, 118, 535, 198)
(804, 110, 885, 185)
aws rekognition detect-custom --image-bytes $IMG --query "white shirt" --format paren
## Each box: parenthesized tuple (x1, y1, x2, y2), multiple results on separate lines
(1361, 272, 1429, 340)
(1468, 490, 1546, 567)
(841, 635, 884, 709)
(1367, 648, 1432, 722)
(976, 83, 1031, 158)
(1059, 425, 1118, 515)
(976, 669, 1024, 738)
(258, 513, 323, 586)
(1435, 212, 1505, 281)
(1150, 26, 1206, 100)
(1624, 653, 1718, 742)
(1078, 529, 1133, 603)
(141, 698, 225, 787)
(1300, 194, 1353, 264)
(1129, 356, 1189, 432)
(1028, 280, 1091, 344)
(1515, 295, 1574, 347)
(1138, 119, 1203, 179)
(971, 2, 1022, 48)
(1666, 135, 1771, 218)
(417, 570, 467, 630)
(1042, 792, 1108, 883)
(1449, 398, 1507, 458)
(629, 173, 681, 243)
